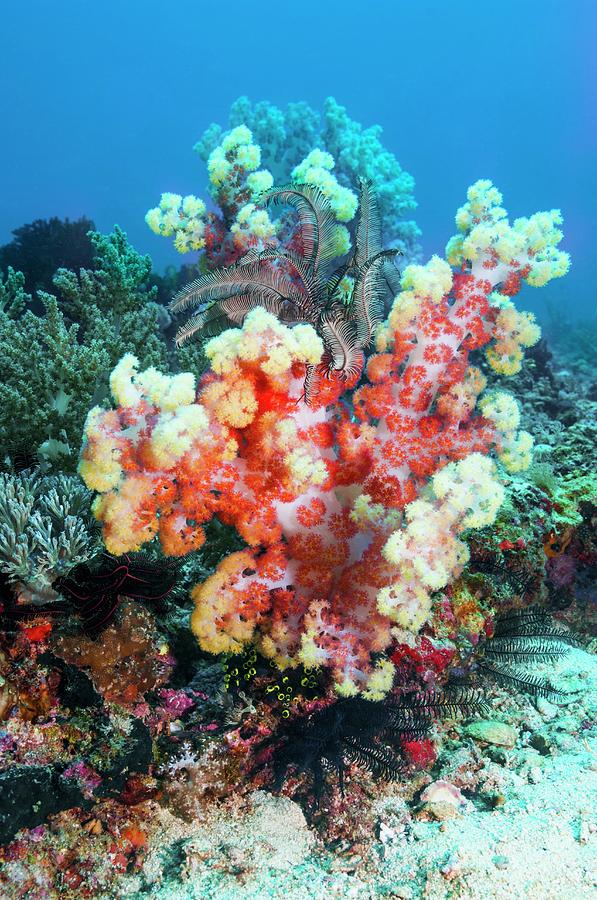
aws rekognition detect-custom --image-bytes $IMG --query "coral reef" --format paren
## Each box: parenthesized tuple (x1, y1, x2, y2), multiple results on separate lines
(1, 645, 592, 898)
(3, 92, 595, 900)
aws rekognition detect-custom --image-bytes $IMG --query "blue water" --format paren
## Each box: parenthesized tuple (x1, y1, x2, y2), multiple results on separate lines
(1, 0, 594, 322)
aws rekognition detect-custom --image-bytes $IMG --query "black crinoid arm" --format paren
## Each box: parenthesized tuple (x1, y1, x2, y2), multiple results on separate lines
(250, 687, 488, 803)
(54, 551, 182, 636)
(476, 607, 583, 701)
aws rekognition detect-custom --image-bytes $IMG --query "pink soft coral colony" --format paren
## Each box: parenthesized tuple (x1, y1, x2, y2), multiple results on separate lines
(79, 179, 569, 699)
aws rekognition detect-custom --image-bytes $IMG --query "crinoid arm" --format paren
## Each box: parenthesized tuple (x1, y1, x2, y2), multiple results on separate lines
(171, 260, 312, 345)
(258, 183, 339, 271)
(477, 608, 582, 701)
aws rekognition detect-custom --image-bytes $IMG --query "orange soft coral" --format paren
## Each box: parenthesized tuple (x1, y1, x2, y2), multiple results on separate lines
(80, 182, 569, 696)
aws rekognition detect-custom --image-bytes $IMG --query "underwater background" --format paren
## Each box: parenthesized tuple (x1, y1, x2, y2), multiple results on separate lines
(0, 2, 595, 898)
(2, 0, 596, 323)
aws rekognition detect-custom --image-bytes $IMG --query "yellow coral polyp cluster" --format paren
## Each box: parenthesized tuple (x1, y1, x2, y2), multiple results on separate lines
(325, 656, 396, 702)
(478, 390, 534, 472)
(78, 355, 224, 556)
(380, 255, 453, 348)
(446, 179, 570, 287)
(231, 203, 278, 246)
(478, 390, 521, 435)
(485, 298, 541, 375)
(292, 148, 358, 223)
(91, 475, 160, 555)
(190, 551, 260, 655)
(350, 494, 401, 531)
(499, 430, 534, 473)
(149, 405, 209, 469)
(205, 308, 323, 378)
(246, 170, 274, 195)
(145, 193, 206, 253)
(286, 448, 328, 490)
(435, 366, 487, 423)
(78, 408, 122, 493)
(432, 453, 504, 529)
(208, 125, 266, 187)
(513, 210, 570, 286)
(146, 124, 280, 257)
(201, 378, 258, 429)
(401, 256, 453, 304)
(379, 454, 504, 630)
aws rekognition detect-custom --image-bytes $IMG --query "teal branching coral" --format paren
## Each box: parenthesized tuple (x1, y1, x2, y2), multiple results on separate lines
(147, 96, 420, 266)
(0, 227, 169, 471)
(202, 97, 420, 256)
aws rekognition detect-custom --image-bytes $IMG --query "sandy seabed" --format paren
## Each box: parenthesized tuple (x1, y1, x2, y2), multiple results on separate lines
(109, 644, 596, 900)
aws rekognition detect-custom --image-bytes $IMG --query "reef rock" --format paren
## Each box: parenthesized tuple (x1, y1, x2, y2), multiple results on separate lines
(465, 720, 519, 747)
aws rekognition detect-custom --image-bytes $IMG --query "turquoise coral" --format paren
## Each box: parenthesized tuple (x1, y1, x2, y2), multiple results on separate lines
(198, 97, 419, 256)
(322, 97, 420, 253)
(155, 96, 420, 264)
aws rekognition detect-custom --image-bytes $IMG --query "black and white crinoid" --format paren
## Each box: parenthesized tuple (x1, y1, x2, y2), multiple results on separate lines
(477, 607, 582, 701)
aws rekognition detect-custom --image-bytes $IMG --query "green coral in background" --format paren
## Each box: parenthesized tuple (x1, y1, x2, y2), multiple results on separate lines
(52, 227, 169, 367)
(0, 227, 169, 471)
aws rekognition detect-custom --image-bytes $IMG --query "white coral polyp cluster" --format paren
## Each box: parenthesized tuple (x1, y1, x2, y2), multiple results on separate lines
(378, 454, 504, 631)
(109, 353, 196, 410)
